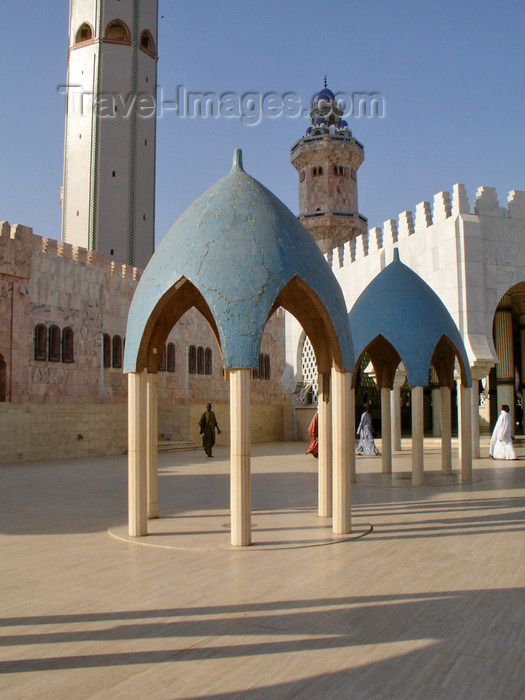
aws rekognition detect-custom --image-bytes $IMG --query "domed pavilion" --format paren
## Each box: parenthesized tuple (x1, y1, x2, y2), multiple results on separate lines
(348, 249, 473, 485)
(124, 150, 356, 546)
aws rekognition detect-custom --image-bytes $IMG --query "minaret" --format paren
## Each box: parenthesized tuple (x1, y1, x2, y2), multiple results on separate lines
(61, 0, 158, 268)
(290, 82, 367, 254)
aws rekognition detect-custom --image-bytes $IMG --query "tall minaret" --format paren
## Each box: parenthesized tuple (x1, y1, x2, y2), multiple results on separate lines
(61, 0, 158, 268)
(290, 82, 367, 254)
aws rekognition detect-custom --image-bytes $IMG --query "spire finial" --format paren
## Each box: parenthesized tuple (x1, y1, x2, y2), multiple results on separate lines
(324, 75, 327, 88)
(232, 148, 244, 172)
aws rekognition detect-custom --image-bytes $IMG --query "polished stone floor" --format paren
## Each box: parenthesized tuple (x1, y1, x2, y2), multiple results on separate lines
(1, 438, 524, 699)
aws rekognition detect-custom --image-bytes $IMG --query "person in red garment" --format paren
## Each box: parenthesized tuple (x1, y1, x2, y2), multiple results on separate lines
(306, 410, 319, 458)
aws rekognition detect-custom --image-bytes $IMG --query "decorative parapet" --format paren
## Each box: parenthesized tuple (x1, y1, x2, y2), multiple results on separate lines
(325, 184, 525, 273)
(0, 221, 144, 282)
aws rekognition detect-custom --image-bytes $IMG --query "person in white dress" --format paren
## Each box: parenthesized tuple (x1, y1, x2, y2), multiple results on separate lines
(356, 405, 380, 455)
(489, 405, 517, 460)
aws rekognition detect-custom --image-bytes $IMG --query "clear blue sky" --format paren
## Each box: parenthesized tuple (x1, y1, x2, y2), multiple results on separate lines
(1, 0, 524, 247)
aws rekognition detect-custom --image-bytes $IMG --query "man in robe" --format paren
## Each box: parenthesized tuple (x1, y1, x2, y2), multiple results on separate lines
(489, 404, 517, 460)
(305, 410, 319, 458)
(199, 402, 221, 458)
(356, 404, 380, 455)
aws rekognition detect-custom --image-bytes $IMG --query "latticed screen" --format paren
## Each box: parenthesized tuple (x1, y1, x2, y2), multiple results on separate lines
(301, 336, 318, 402)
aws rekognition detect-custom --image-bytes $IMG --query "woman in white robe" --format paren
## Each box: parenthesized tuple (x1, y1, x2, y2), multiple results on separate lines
(489, 405, 517, 460)
(356, 406, 380, 455)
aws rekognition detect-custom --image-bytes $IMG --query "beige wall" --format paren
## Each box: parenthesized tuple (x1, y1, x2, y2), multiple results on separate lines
(0, 402, 294, 464)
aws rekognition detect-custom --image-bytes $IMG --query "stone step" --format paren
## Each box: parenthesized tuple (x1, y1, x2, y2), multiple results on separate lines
(157, 440, 200, 453)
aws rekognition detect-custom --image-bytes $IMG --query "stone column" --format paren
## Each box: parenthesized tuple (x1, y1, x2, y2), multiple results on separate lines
(381, 386, 392, 474)
(519, 310, 525, 425)
(456, 377, 462, 458)
(391, 365, 406, 452)
(230, 368, 251, 546)
(146, 373, 158, 519)
(460, 384, 473, 482)
(411, 386, 424, 486)
(470, 377, 480, 459)
(317, 372, 332, 517)
(494, 294, 515, 433)
(128, 370, 148, 537)
(332, 368, 352, 534)
(440, 386, 452, 474)
(430, 367, 441, 436)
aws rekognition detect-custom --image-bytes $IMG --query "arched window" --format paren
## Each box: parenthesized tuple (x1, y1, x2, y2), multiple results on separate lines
(189, 345, 197, 374)
(333, 165, 338, 175)
(103, 333, 111, 368)
(62, 327, 74, 363)
(0, 354, 5, 402)
(252, 367, 259, 379)
(259, 354, 265, 379)
(74, 22, 93, 44)
(312, 167, 317, 177)
(318, 166, 323, 176)
(34, 324, 47, 361)
(158, 345, 166, 372)
(197, 346, 205, 374)
(264, 354, 271, 380)
(167, 343, 176, 372)
(140, 30, 155, 54)
(112, 335, 123, 369)
(49, 325, 61, 362)
(204, 348, 212, 375)
(104, 20, 130, 42)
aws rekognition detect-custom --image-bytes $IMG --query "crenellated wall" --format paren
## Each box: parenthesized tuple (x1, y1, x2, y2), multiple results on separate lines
(286, 184, 525, 383)
(0, 222, 291, 461)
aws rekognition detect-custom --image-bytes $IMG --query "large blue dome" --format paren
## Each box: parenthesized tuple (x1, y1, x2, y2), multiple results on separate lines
(125, 150, 354, 373)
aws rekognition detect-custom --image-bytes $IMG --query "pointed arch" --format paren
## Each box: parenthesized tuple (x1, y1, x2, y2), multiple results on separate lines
(352, 334, 402, 390)
(130, 277, 221, 374)
(74, 22, 94, 45)
(269, 275, 346, 374)
(104, 20, 131, 43)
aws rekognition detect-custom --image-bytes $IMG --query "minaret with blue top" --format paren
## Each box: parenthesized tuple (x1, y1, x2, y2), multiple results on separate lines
(290, 81, 367, 254)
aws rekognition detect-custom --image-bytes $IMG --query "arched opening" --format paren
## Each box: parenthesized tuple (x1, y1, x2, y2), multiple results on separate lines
(62, 327, 74, 363)
(104, 20, 130, 43)
(103, 333, 111, 368)
(139, 30, 155, 54)
(204, 347, 212, 375)
(74, 22, 93, 44)
(188, 345, 196, 374)
(34, 324, 47, 361)
(112, 335, 123, 369)
(197, 346, 205, 374)
(0, 354, 6, 402)
(167, 343, 176, 372)
(489, 282, 525, 434)
(49, 325, 61, 362)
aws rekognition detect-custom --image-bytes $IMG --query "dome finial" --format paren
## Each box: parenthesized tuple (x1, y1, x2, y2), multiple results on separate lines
(324, 74, 327, 88)
(232, 148, 244, 172)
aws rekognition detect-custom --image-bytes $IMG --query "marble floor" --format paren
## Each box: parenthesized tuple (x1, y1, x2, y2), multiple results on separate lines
(0, 438, 524, 699)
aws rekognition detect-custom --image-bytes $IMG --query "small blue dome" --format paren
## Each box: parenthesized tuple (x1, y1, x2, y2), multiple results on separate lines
(348, 250, 471, 387)
(315, 117, 325, 126)
(305, 126, 312, 135)
(339, 120, 348, 128)
(317, 88, 335, 102)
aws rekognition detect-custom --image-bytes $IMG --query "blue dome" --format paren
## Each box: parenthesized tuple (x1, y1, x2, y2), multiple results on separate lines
(348, 250, 471, 387)
(125, 149, 354, 373)
(317, 88, 335, 102)
(315, 117, 325, 126)
(306, 126, 312, 135)
(339, 120, 348, 128)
